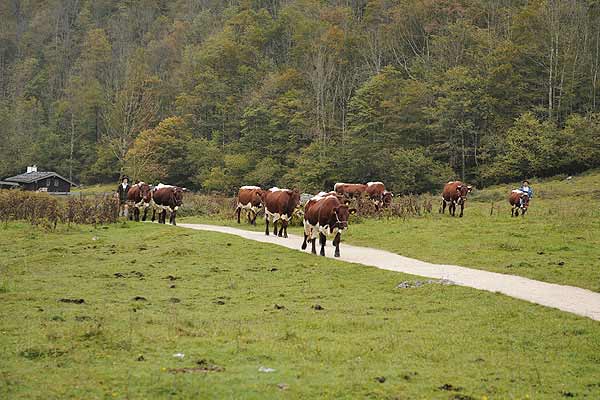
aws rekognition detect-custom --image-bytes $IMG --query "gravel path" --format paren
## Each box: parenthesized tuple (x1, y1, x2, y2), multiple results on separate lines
(179, 223, 600, 321)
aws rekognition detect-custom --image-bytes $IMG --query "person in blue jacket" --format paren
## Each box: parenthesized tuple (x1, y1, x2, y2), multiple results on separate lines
(519, 180, 533, 206)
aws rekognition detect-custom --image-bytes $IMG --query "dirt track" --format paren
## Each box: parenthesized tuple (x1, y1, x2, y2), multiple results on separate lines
(179, 223, 600, 321)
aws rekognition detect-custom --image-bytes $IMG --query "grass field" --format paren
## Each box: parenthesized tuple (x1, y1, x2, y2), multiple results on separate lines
(182, 171, 600, 292)
(2, 222, 600, 399)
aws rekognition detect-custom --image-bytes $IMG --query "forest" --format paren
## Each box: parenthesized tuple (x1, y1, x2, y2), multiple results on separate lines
(1, 0, 599, 194)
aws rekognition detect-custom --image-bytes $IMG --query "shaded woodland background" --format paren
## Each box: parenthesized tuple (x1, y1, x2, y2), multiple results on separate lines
(1, 0, 599, 194)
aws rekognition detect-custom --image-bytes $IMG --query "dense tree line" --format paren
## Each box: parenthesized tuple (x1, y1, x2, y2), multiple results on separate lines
(1, 0, 599, 194)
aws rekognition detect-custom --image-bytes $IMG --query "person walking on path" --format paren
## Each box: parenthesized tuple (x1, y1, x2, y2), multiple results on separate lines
(117, 176, 131, 217)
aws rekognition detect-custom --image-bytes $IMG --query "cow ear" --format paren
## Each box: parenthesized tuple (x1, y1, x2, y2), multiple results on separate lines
(467, 185, 473, 192)
(349, 208, 357, 215)
(456, 185, 462, 190)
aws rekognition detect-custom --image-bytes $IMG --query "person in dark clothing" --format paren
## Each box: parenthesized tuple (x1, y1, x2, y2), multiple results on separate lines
(117, 176, 131, 217)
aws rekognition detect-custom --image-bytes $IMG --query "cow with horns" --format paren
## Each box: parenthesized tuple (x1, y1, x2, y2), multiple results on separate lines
(235, 186, 265, 225)
(366, 182, 394, 210)
(302, 192, 355, 257)
(126, 182, 153, 222)
(440, 181, 473, 217)
(335, 181, 393, 210)
(151, 184, 185, 226)
(263, 187, 301, 238)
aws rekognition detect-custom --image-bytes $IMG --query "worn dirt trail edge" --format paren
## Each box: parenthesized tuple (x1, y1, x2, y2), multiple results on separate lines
(179, 223, 600, 321)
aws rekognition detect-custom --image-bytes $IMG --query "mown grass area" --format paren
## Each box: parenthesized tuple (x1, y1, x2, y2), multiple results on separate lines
(1, 222, 600, 399)
(182, 171, 600, 292)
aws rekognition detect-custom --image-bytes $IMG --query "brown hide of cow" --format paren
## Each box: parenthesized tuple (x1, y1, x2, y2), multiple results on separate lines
(334, 183, 367, 198)
(263, 189, 300, 238)
(440, 181, 472, 217)
(302, 195, 354, 257)
(366, 182, 386, 210)
(509, 191, 529, 217)
(126, 183, 153, 222)
(151, 186, 184, 225)
(236, 187, 264, 225)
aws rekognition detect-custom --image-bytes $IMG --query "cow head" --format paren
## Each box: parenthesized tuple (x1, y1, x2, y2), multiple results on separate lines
(333, 205, 356, 230)
(456, 185, 472, 205)
(382, 191, 394, 207)
(291, 188, 301, 204)
(139, 182, 152, 203)
(172, 187, 184, 206)
(256, 189, 266, 205)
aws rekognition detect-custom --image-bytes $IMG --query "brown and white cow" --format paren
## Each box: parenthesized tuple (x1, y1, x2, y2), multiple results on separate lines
(151, 184, 185, 225)
(509, 190, 530, 217)
(366, 181, 393, 210)
(440, 181, 472, 217)
(334, 183, 367, 199)
(127, 182, 153, 222)
(382, 190, 394, 208)
(236, 186, 265, 225)
(263, 187, 301, 238)
(301, 192, 355, 257)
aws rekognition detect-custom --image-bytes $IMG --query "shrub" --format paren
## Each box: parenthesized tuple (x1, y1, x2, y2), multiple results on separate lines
(0, 190, 119, 229)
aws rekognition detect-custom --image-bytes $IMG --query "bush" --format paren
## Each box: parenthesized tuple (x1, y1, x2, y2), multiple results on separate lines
(176, 193, 236, 218)
(0, 190, 119, 229)
(340, 193, 435, 220)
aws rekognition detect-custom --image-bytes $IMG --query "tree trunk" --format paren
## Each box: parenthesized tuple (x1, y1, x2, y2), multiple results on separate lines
(70, 111, 75, 182)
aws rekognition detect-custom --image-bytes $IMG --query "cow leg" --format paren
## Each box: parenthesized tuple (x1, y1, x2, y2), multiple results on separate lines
(151, 209, 156, 222)
(440, 200, 446, 214)
(511, 206, 515, 217)
(265, 216, 270, 236)
(142, 207, 148, 222)
(459, 203, 464, 218)
(135, 208, 140, 222)
(522, 208, 526, 217)
(333, 232, 341, 258)
(161, 210, 167, 224)
(251, 211, 257, 225)
(515, 208, 519, 217)
(236, 207, 241, 224)
(301, 233, 308, 250)
(273, 220, 278, 236)
(281, 220, 288, 238)
(170, 210, 177, 226)
(449, 202, 455, 216)
(319, 233, 326, 256)
(311, 238, 317, 254)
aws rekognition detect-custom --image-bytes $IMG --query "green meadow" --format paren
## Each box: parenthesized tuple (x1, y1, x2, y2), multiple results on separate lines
(1, 222, 600, 399)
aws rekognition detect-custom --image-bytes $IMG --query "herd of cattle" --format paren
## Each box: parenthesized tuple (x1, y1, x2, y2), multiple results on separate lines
(125, 183, 185, 225)
(125, 179, 531, 258)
